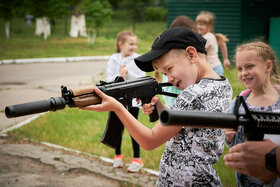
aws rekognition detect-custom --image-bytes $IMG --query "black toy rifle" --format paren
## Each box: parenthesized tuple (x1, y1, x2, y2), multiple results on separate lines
(5, 76, 177, 148)
(160, 96, 280, 141)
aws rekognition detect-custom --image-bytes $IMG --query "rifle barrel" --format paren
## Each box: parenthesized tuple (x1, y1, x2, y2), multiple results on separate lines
(5, 97, 66, 118)
(160, 109, 237, 129)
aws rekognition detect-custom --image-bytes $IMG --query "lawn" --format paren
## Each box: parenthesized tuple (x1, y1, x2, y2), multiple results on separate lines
(6, 68, 245, 186)
(1, 17, 246, 186)
(0, 18, 166, 59)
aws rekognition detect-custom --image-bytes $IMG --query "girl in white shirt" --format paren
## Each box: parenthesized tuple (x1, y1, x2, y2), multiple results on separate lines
(106, 31, 145, 172)
(196, 11, 231, 76)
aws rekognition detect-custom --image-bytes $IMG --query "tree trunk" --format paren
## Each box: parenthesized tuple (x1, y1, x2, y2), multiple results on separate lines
(4, 21, 10, 39)
(35, 17, 51, 40)
(69, 14, 87, 38)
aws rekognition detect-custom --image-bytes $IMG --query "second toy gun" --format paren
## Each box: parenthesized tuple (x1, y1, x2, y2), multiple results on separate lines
(5, 76, 177, 148)
(160, 96, 280, 141)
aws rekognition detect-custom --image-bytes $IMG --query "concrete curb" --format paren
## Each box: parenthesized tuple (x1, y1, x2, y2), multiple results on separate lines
(0, 56, 111, 64)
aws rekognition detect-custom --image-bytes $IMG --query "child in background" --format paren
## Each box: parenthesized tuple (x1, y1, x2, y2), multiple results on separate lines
(106, 30, 145, 172)
(159, 14, 231, 107)
(225, 41, 280, 186)
(196, 11, 231, 76)
(81, 27, 233, 186)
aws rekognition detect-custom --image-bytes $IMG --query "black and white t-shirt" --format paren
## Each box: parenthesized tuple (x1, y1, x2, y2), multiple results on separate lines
(157, 76, 233, 187)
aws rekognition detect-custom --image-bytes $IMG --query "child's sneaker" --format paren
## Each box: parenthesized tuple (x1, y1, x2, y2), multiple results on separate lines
(127, 158, 143, 172)
(113, 155, 123, 168)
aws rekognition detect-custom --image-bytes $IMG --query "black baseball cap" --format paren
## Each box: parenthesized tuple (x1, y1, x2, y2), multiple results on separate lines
(134, 27, 207, 72)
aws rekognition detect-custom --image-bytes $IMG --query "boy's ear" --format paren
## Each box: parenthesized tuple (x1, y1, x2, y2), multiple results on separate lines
(185, 46, 198, 63)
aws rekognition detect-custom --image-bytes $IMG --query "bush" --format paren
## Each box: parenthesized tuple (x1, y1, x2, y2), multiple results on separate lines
(144, 6, 167, 21)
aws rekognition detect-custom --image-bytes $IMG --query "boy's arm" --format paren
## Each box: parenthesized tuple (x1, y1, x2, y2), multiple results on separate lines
(80, 87, 181, 150)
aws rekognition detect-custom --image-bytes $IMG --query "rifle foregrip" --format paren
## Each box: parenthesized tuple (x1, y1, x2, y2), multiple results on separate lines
(71, 85, 96, 96)
(73, 94, 102, 107)
(5, 97, 66, 118)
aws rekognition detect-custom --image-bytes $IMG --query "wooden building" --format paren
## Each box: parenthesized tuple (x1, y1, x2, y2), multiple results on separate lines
(167, 0, 280, 61)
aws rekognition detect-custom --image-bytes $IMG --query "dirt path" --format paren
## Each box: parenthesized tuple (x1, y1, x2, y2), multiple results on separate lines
(0, 149, 121, 187)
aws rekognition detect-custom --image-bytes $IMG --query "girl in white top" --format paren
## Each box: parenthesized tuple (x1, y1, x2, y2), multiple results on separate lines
(196, 11, 231, 76)
(106, 31, 145, 172)
(106, 31, 145, 82)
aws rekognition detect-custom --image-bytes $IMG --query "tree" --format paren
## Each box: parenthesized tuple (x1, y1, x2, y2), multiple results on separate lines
(119, 0, 151, 32)
(28, 0, 71, 39)
(0, 0, 23, 38)
(69, 0, 112, 42)
(84, 0, 112, 43)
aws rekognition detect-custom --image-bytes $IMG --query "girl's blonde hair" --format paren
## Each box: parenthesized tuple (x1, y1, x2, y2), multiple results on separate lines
(116, 31, 136, 53)
(196, 11, 229, 45)
(236, 41, 280, 84)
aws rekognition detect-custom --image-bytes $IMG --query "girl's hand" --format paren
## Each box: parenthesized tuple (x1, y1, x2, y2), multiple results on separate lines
(79, 87, 121, 112)
(120, 64, 128, 78)
(225, 128, 236, 143)
(141, 96, 160, 115)
(223, 59, 231, 69)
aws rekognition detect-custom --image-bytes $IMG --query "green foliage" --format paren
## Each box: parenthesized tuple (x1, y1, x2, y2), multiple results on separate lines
(0, 0, 23, 20)
(83, 0, 113, 30)
(119, 0, 150, 21)
(143, 6, 167, 21)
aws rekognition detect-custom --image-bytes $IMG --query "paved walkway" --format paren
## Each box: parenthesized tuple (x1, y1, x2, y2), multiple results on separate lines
(0, 58, 158, 186)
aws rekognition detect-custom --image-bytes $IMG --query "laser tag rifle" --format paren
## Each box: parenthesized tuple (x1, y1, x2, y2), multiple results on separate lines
(160, 96, 280, 141)
(5, 76, 177, 148)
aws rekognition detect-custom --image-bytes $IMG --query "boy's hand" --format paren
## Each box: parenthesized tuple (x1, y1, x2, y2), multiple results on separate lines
(141, 96, 160, 115)
(225, 128, 236, 143)
(79, 87, 121, 112)
(120, 64, 128, 78)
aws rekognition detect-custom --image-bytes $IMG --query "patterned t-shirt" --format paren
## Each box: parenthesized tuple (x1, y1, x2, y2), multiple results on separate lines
(157, 76, 233, 187)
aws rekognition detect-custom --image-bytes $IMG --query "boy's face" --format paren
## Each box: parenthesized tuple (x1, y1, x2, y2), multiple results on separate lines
(152, 49, 197, 90)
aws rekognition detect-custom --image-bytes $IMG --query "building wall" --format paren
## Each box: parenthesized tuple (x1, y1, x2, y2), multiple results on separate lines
(241, 0, 280, 46)
(167, 0, 241, 61)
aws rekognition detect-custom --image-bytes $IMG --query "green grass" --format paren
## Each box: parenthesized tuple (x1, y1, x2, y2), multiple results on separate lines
(2, 17, 245, 186)
(0, 18, 166, 59)
(7, 67, 244, 186)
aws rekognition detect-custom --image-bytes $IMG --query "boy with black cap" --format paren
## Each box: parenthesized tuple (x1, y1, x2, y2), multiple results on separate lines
(80, 27, 233, 186)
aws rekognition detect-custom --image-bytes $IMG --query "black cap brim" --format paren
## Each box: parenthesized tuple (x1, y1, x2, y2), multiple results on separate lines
(135, 48, 170, 72)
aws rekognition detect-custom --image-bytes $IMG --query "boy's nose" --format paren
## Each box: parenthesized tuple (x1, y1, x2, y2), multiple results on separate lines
(168, 76, 174, 83)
